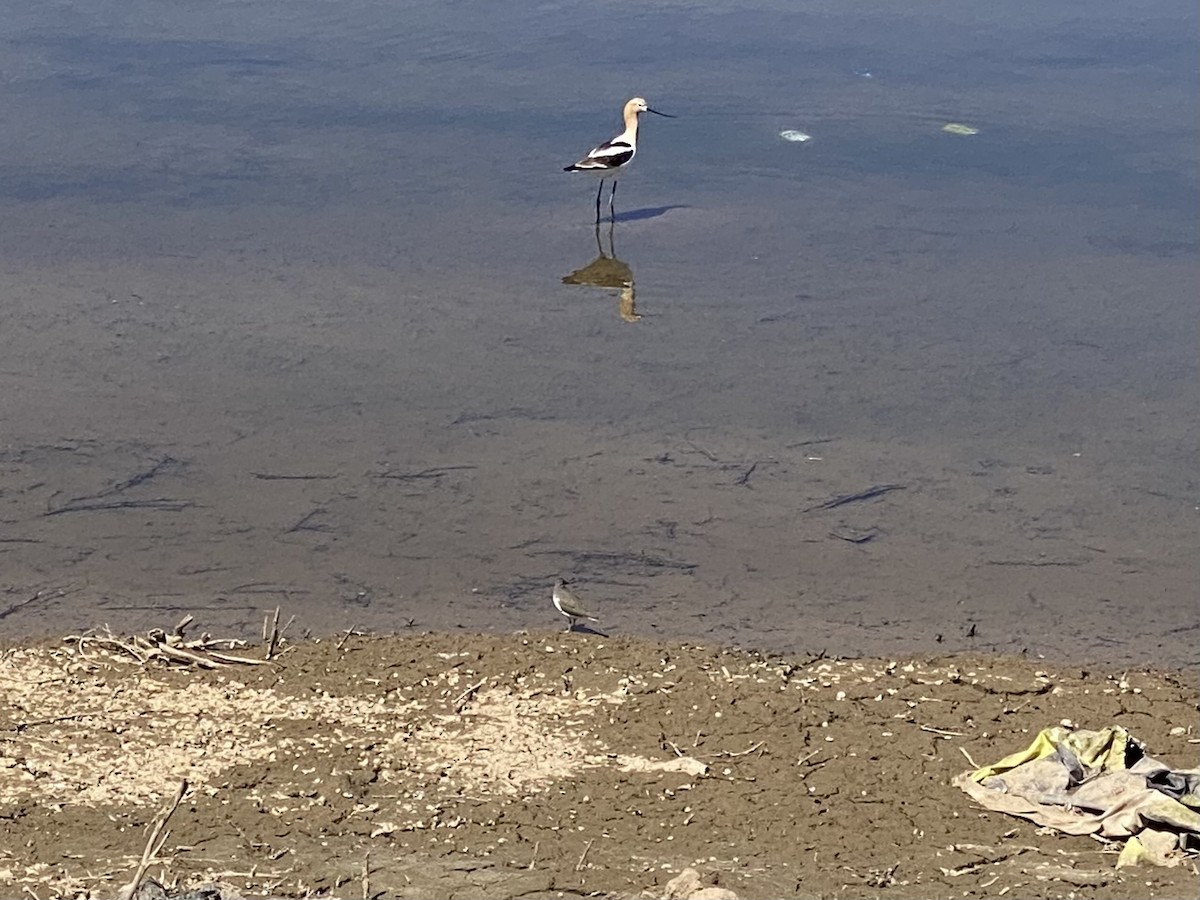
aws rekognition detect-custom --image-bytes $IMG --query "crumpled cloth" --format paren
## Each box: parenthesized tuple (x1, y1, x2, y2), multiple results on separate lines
(954, 726, 1200, 867)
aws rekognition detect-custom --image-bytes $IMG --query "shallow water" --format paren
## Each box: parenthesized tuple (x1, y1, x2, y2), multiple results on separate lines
(1, 0, 1196, 665)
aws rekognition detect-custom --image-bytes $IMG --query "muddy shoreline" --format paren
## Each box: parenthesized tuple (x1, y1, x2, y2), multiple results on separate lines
(2, 630, 1197, 899)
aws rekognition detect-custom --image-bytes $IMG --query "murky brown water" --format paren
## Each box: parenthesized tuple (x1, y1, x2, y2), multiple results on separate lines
(1, 0, 1196, 666)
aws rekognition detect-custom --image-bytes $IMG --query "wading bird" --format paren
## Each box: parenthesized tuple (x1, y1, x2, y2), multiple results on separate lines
(565, 97, 674, 223)
(552, 578, 601, 631)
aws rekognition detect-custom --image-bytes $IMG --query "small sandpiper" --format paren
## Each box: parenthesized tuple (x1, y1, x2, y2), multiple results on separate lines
(552, 578, 600, 631)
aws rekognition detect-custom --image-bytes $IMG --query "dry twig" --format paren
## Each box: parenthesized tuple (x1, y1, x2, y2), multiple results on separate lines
(66, 619, 271, 670)
(920, 724, 965, 738)
(660, 734, 685, 758)
(721, 740, 766, 757)
(575, 839, 593, 872)
(118, 779, 188, 900)
(453, 679, 486, 714)
(265, 606, 282, 660)
(337, 626, 365, 651)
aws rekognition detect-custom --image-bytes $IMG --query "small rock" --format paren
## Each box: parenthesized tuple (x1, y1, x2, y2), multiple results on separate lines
(662, 868, 703, 900)
(661, 868, 739, 900)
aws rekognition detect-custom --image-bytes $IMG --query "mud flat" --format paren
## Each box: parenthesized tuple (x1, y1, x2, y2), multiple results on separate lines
(1, 630, 1197, 899)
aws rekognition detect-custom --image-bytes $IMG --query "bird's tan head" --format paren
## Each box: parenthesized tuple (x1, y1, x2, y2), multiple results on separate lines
(624, 97, 675, 120)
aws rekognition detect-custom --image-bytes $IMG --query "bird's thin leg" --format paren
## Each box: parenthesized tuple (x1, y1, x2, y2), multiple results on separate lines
(609, 180, 618, 222)
(594, 179, 605, 224)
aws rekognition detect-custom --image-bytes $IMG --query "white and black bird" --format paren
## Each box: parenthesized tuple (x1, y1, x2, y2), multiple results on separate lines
(565, 97, 674, 223)
(552, 578, 600, 631)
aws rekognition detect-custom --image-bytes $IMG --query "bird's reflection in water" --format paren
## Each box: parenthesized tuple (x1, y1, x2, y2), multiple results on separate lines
(561, 221, 640, 322)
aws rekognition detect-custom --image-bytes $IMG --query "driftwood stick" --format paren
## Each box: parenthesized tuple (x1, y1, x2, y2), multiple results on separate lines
(807, 483, 906, 512)
(453, 680, 486, 713)
(722, 740, 766, 757)
(203, 649, 272, 667)
(0, 591, 51, 622)
(119, 779, 188, 900)
(11, 712, 98, 733)
(920, 724, 964, 738)
(1, 584, 80, 621)
(265, 606, 282, 660)
(734, 461, 759, 487)
(336, 626, 361, 651)
(252, 472, 337, 481)
(374, 465, 477, 481)
(575, 839, 593, 872)
(70, 620, 275, 669)
(150, 642, 221, 669)
(171, 614, 194, 638)
(67, 633, 150, 663)
(46, 498, 195, 516)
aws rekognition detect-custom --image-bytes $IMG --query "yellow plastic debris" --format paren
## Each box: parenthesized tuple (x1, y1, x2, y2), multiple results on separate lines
(967, 725, 1130, 782)
(1117, 836, 1147, 868)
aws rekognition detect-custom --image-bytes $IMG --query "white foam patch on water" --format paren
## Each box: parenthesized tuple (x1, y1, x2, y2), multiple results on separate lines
(779, 129, 812, 142)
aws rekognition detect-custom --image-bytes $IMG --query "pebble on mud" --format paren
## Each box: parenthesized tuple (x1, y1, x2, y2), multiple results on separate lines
(662, 867, 740, 900)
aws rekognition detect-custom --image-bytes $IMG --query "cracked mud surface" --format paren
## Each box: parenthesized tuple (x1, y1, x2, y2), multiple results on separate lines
(2, 632, 1197, 899)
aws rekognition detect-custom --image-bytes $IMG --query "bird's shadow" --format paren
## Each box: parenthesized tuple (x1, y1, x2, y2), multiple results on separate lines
(568, 623, 610, 637)
(612, 205, 688, 223)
